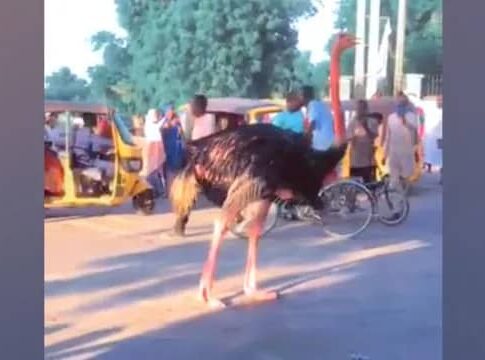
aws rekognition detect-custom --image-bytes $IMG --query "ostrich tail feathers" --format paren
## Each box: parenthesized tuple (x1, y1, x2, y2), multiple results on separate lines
(169, 166, 200, 217)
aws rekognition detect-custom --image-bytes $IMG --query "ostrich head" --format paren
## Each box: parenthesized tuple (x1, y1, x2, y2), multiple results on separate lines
(333, 33, 359, 54)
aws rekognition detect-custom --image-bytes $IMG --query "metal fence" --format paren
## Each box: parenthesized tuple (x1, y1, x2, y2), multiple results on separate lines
(422, 74, 443, 97)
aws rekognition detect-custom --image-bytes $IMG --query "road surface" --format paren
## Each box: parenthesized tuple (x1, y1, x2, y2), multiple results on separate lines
(45, 173, 442, 360)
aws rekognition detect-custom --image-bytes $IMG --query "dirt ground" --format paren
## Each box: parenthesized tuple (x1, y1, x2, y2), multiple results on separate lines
(45, 173, 442, 360)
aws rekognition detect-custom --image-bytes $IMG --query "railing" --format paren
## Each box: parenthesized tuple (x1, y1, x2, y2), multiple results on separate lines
(422, 74, 442, 97)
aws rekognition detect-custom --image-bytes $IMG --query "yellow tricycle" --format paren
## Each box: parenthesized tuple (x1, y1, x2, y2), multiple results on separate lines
(44, 101, 156, 214)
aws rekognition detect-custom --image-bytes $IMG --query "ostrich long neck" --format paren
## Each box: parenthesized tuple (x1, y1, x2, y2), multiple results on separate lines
(329, 44, 344, 142)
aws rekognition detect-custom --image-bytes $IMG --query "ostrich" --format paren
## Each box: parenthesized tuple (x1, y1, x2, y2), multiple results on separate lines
(169, 34, 358, 308)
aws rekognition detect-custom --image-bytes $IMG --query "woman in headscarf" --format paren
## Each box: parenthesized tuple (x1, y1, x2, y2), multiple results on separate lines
(161, 104, 186, 188)
(142, 108, 166, 197)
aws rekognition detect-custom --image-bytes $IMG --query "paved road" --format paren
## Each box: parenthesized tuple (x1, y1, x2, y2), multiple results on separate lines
(45, 173, 442, 360)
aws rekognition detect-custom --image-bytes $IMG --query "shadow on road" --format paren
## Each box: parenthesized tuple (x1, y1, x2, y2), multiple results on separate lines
(44, 195, 216, 223)
(45, 246, 441, 360)
(45, 327, 123, 360)
(44, 175, 442, 359)
(45, 323, 70, 336)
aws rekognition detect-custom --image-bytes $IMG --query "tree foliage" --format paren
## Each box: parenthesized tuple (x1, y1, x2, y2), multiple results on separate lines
(332, 0, 442, 75)
(45, 67, 91, 102)
(87, 31, 134, 113)
(88, 0, 317, 112)
(292, 52, 329, 97)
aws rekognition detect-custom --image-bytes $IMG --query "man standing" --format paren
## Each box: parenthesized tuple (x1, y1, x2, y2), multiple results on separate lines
(143, 108, 166, 198)
(190, 94, 216, 140)
(168, 94, 216, 238)
(301, 85, 338, 185)
(272, 91, 305, 134)
(383, 92, 418, 193)
(347, 100, 379, 183)
(302, 85, 335, 151)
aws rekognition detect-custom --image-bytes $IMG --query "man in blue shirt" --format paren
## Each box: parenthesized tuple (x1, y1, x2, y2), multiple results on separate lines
(272, 92, 305, 134)
(302, 85, 335, 151)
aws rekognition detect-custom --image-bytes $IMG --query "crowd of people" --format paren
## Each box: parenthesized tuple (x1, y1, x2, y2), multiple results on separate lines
(134, 94, 217, 198)
(270, 86, 430, 193)
(128, 86, 441, 201)
(44, 111, 116, 196)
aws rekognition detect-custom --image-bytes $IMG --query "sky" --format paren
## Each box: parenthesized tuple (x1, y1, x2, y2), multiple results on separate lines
(44, 0, 338, 80)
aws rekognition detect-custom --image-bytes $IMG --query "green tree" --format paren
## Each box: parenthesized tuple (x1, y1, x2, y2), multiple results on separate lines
(89, 0, 317, 112)
(292, 51, 329, 96)
(45, 67, 91, 101)
(88, 31, 134, 113)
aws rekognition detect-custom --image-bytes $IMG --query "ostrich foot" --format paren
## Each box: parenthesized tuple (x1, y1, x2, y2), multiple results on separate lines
(198, 287, 226, 309)
(244, 287, 280, 302)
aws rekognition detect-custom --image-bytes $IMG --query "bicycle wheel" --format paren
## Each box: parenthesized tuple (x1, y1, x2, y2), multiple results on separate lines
(376, 187, 410, 226)
(316, 180, 374, 240)
(229, 201, 280, 239)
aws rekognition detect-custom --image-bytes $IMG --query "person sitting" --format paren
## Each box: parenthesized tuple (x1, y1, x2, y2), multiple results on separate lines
(92, 118, 115, 184)
(44, 138, 64, 197)
(71, 116, 93, 168)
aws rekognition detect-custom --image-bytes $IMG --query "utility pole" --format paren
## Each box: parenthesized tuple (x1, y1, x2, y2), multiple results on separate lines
(366, 0, 381, 98)
(393, 0, 407, 94)
(353, 0, 367, 99)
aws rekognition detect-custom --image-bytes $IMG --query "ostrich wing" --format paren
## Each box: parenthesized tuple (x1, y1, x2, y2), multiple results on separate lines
(221, 174, 269, 217)
(187, 124, 346, 207)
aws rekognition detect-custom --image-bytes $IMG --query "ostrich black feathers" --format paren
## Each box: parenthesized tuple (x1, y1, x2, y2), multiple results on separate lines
(171, 124, 347, 216)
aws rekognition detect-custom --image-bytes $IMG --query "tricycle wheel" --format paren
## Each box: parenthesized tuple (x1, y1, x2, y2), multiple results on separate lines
(133, 189, 156, 215)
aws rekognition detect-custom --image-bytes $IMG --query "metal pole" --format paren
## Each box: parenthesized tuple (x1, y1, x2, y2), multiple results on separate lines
(354, 0, 367, 99)
(393, 0, 407, 94)
(366, 0, 381, 98)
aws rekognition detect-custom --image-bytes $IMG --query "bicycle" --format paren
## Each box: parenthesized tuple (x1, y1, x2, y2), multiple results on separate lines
(362, 175, 410, 226)
(230, 175, 409, 240)
(230, 179, 374, 240)
(308, 175, 410, 228)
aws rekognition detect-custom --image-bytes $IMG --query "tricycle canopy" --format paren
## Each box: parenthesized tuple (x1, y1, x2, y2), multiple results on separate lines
(44, 101, 113, 115)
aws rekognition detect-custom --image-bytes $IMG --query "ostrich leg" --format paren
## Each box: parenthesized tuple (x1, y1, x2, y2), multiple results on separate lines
(243, 200, 279, 301)
(198, 216, 229, 308)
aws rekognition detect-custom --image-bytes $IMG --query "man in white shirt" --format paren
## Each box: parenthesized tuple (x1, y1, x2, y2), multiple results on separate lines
(190, 94, 216, 140)
(383, 92, 418, 192)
